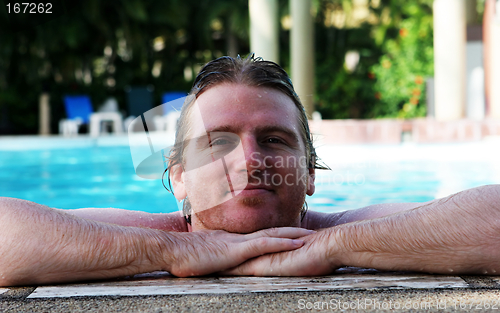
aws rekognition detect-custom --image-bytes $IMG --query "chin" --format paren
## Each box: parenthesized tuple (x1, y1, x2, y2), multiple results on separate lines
(192, 201, 301, 234)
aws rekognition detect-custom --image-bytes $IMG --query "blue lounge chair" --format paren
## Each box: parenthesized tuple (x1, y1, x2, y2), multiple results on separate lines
(126, 86, 154, 118)
(59, 95, 94, 135)
(161, 91, 187, 115)
(63, 95, 93, 124)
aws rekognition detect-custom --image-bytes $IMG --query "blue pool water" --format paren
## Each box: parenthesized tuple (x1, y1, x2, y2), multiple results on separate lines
(1, 136, 499, 213)
(0, 146, 178, 212)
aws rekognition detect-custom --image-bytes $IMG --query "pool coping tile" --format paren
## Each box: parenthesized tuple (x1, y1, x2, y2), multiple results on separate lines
(27, 271, 469, 298)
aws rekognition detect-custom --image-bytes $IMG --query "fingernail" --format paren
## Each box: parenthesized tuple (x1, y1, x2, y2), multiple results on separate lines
(305, 229, 316, 233)
(292, 239, 304, 245)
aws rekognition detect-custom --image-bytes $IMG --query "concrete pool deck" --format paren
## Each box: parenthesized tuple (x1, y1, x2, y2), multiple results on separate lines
(2, 268, 500, 312)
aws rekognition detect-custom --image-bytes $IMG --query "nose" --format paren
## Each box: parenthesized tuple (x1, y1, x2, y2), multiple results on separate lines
(230, 135, 267, 174)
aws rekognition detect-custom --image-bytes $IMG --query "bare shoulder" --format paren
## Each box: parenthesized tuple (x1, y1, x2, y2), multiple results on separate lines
(301, 210, 349, 230)
(302, 202, 428, 230)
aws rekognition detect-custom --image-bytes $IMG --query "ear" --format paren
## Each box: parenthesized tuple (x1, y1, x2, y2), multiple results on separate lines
(306, 166, 315, 196)
(170, 164, 187, 201)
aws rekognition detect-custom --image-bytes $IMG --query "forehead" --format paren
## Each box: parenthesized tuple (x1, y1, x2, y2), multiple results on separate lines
(187, 83, 302, 137)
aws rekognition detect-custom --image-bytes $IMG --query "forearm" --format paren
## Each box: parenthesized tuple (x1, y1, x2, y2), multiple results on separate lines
(329, 185, 500, 274)
(0, 198, 175, 286)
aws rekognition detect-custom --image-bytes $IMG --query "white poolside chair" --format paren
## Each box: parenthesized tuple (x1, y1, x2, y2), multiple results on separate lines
(89, 98, 124, 137)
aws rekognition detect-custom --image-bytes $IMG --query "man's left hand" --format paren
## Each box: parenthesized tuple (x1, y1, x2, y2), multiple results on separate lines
(221, 230, 341, 276)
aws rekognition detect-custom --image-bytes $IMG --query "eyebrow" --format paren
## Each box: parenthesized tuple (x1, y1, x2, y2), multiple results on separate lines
(205, 125, 300, 144)
(192, 133, 211, 148)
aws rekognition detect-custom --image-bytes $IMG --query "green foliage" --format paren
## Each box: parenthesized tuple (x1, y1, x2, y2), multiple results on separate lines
(0, 0, 249, 134)
(314, 0, 435, 119)
(370, 1, 433, 119)
(0, 0, 476, 134)
(315, 24, 382, 119)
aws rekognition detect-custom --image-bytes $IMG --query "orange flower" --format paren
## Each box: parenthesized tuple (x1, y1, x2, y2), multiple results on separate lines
(412, 88, 421, 96)
(415, 75, 424, 85)
(399, 28, 408, 37)
(375, 92, 382, 99)
(410, 97, 419, 105)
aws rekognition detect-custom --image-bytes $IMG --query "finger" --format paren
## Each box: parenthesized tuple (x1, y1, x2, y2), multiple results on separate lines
(220, 259, 260, 276)
(244, 227, 316, 240)
(237, 237, 303, 264)
(221, 254, 283, 276)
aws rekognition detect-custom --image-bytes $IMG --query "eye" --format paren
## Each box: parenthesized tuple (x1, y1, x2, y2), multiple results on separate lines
(265, 137, 284, 144)
(210, 138, 232, 146)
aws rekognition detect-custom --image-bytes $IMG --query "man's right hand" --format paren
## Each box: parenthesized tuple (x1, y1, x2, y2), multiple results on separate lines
(163, 227, 314, 277)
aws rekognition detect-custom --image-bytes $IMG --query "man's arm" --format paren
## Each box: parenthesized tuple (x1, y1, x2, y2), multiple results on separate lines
(0, 197, 312, 286)
(226, 185, 500, 276)
(62, 208, 188, 232)
(332, 185, 500, 274)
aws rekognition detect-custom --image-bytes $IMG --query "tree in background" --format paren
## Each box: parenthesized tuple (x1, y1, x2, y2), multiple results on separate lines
(1, 0, 479, 134)
(0, 0, 249, 134)
(370, 0, 433, 119)
(314, 0, 434, 119)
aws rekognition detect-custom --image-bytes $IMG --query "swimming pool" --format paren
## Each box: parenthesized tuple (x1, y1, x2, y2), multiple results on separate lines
(1, 135, 499, 214)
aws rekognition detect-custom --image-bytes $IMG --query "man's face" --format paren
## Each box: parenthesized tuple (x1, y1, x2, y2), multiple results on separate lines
(173, 83, 315, 233)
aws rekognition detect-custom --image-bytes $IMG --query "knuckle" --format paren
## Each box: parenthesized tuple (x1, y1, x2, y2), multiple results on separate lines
(255, 237, 270, 246)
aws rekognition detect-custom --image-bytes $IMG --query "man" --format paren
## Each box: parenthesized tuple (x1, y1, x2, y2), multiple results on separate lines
(1, 56, 499, 287)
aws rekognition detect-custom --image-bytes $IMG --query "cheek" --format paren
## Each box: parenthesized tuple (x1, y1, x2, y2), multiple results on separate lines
(183, 160, 233, 213)
(277, 160, 309, 188)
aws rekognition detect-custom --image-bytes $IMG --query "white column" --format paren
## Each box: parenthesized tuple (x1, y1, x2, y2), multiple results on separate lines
(433, 0, 467, 120)
(39, 93, 50, 135)
(249, 0, 279, 62)
(490, 0, 500, 118)
(290, 0, 315, 118)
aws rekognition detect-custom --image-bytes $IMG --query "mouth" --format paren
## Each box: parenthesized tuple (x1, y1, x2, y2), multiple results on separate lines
(225, 182, 274, 196)
(245, 182, 274, 190)
(232, 184, 274, 196)
(235, 188, 272, 197)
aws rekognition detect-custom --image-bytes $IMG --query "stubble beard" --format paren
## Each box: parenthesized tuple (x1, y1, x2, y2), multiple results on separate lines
(192, 191, 304, 233)
(188, 170, 307, 233)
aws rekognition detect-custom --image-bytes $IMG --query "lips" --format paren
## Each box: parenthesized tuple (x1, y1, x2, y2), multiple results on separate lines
(224, 175, 275, 196)
(226, 182, 274, 195)
(231, 183, 274, 196)
(244, 183, 273, 191)
(234, 188, 273, 197)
